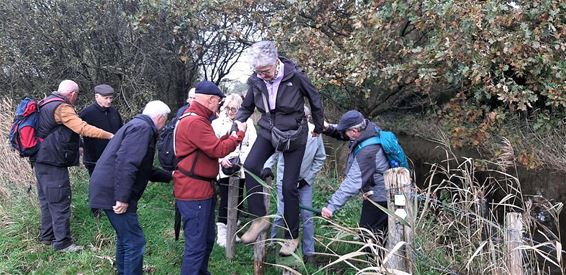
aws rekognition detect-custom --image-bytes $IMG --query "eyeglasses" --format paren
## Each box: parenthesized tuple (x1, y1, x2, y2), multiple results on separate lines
(254, 65, 275, 76)
(218, 98, 225, 107)
(226, 107, 238, 113)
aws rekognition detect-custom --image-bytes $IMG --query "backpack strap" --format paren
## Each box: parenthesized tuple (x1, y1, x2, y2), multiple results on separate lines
(176, 150, 216, 182)
(38, 97, 65, 108)
(172, 112, 194, 159)
(353, 136, 381, 157)
(173, 112, 215, 182)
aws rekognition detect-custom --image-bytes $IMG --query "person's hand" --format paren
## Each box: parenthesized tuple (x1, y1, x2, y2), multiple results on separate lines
(235, 120, 247, 133)
(362, 191, 374, 201)
(311, 131, 319, 137)
(323, 121, 329, 130)
(113, 201, 129, 214)
(321, 207, 333, 219)
(220, 158, 233, 168)
(260, 167, 273, 180)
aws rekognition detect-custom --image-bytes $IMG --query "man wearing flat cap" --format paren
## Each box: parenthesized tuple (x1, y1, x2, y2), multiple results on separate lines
(80, 84, 123, 176)
(173, 80, 248, 274)
(321, 110, 390, 237)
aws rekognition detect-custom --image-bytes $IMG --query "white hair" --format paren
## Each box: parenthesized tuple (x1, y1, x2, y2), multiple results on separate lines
(57, 80, 79, 96)
(250, 41, 279, 68)
(224, 93, 243, 110)
(142, 100, 171, 118)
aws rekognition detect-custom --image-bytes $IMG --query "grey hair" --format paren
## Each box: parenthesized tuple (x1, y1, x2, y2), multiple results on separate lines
(224, 93, 243, 110)
(348, 119, 367, 131)
(142, 100, 171, 118)
(250, 41, 279, 68)
(57, 80, 79, 96)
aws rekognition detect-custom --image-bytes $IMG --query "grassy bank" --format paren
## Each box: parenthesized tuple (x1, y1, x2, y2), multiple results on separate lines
(0, 167, 370, 274)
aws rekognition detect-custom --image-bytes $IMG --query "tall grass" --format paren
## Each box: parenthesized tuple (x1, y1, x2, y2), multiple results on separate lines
(0, 98, 37, 218)
(299, 136, 564, 275)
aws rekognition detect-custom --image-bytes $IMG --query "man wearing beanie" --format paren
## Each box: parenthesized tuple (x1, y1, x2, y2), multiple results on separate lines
(80, 84, 123, 176)
(173, 80, 248, 274)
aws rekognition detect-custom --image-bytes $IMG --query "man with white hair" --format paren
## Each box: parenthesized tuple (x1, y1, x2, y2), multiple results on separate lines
(34, 79, 114, 252)
(89, 100, 173, 275)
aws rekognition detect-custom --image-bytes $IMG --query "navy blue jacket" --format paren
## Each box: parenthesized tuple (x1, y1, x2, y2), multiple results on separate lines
(80, 103, 123, 166)
(89, 114, 172, 212)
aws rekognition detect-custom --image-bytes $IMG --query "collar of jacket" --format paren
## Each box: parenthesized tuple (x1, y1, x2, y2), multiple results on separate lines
(94, 102, 110, 112)
(49, 91, 73, 105)
(187, 100, 214, 120)
(133, 114, 158, 136)
(349, 120, 383, 149)
(249, 56, 300, 90)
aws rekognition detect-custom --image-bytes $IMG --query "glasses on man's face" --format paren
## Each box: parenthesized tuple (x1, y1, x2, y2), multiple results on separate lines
(226, 106, 238, 113)
(218, 98, 225, 107)
(254, 65, 274, 76)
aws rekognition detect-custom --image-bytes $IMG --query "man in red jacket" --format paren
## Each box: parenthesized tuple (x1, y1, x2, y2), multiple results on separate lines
(174, 81, 247, 275)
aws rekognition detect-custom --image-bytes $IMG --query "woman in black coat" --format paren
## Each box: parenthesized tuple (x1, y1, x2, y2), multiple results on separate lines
(236, 41, 324, 256)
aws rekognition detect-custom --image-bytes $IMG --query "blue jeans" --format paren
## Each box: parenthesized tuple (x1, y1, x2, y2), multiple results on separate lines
(104, 210, 146, 275)
(177, 198, 216, 275)
(270, 183, 315, 256)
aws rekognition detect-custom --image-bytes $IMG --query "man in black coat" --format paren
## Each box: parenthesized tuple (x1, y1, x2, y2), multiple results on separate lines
(80, 84, 123, 175)
(89, 100, 173, 275)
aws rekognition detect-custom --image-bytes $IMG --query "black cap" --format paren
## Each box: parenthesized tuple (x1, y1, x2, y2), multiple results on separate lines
(195, 81, 225, 98)
(94, 84, 114, 96)
(336, 110, 365, 131)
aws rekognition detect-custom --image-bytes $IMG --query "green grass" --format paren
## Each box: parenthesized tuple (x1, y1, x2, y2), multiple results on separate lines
(0, 168, 367, 274)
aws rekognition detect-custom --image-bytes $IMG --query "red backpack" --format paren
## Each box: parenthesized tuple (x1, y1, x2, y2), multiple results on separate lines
(9, 97, 63, 157)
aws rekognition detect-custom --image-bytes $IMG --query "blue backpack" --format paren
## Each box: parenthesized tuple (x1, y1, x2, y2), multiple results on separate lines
(352, 128, 409, 169)
(9, 97, 63, 157)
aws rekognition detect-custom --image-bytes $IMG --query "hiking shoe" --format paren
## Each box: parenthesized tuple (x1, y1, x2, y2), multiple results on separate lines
(58, 243, 83, 252)
(216, 222, 227, 247)
(240, 217, 270, 244)
(279, 239, 299, 256)
(39, 239, 53, 245)
(303, 254, 316, 264)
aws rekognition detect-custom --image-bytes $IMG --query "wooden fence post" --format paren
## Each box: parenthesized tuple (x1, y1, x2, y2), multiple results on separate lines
(384, 167, 412, 273)
(253, 176, 272, 275)
(225, 176, 239, 259)
(505, 212, 524, 275)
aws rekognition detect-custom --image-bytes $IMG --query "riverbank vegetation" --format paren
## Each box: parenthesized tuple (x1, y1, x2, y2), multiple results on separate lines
(1, 0, 565, 173)
(0, 100, 562, 274)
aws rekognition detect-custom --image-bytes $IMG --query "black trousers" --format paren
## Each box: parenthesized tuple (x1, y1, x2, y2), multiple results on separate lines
(360, 200, 388, 236)
(216, 177, 245, 224)
(243, 134, 306, 239)
(84, 164, 95, 177)
(34, 162, 72, 250)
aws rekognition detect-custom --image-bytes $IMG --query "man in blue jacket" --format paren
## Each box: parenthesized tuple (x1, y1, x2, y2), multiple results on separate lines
(89, 100, 173, 275)
(321, 110, 390, 237)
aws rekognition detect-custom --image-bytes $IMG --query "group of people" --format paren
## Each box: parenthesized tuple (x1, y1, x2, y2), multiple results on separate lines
(32, 41, 394, 275)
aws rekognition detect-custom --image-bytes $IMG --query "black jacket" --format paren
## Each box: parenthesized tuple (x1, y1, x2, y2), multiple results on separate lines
(35, 94, 80, 167)
(89, 114, 172, 212)
(79, 103, 123, 166)
(236, 57, 324, 141)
